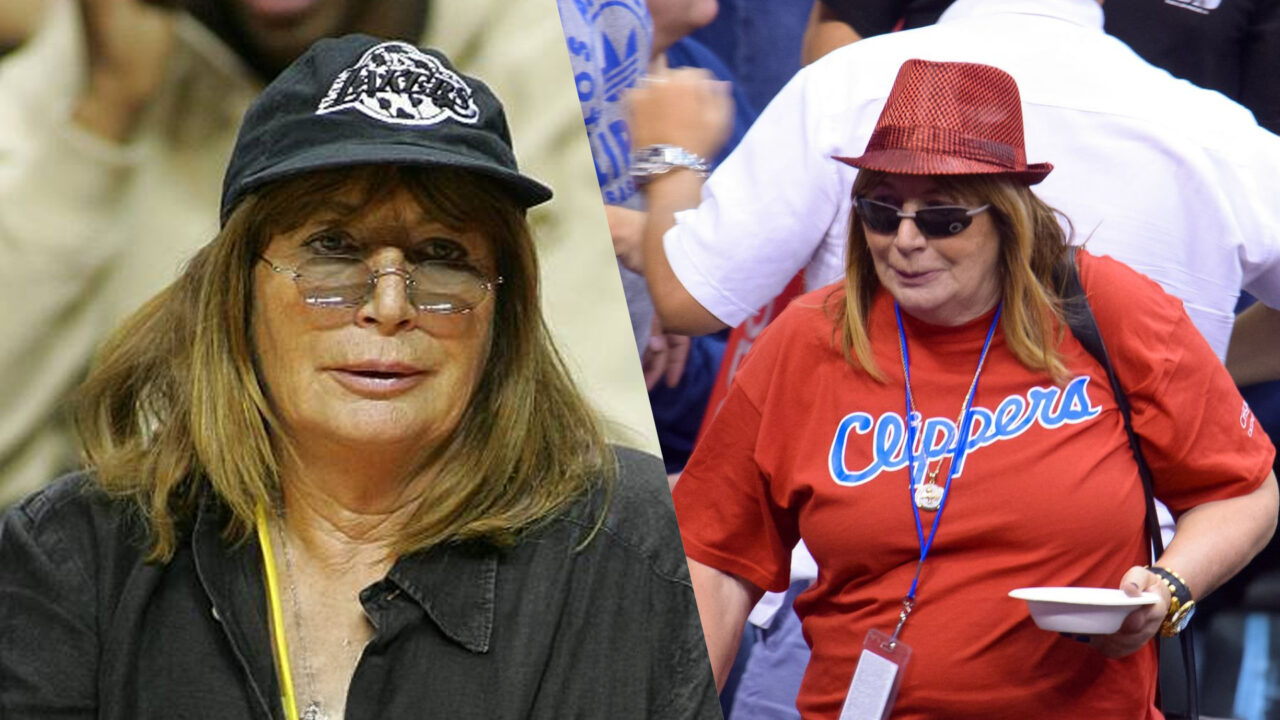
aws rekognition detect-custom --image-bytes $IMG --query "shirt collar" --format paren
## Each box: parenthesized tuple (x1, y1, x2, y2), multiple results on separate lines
(389, 542, 499, 654)
(939, 0, 1103, 30)
(191, 489, 500, 656)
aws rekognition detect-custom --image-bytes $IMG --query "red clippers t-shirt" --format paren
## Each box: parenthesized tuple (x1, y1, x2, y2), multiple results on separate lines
(674, 251, 1274, 719)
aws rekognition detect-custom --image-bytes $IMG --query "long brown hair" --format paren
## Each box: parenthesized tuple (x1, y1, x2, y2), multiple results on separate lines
(838, 170, 1072, 383)
(75, 166, 613, 560)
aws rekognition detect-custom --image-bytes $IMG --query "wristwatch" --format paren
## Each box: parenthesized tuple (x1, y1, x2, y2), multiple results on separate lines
(1148, 566, 1196, 637)
(629, 144, 710, 183)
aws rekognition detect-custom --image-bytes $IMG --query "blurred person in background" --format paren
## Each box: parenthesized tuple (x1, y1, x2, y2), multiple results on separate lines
(0, 36, 718, 720)
(557, 0, 657, 356)
(0, 0, 656, 509)
(559, 0, 742, 478)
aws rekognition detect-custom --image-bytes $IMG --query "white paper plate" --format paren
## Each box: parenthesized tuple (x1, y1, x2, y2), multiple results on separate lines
(1008, 587, 1159, 634)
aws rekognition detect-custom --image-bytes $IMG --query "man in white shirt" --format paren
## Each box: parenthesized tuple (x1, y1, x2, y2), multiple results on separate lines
(633, 0, 1280, 366)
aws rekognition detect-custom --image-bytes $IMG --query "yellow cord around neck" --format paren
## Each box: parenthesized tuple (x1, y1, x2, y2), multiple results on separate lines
(255, 503, 302, 720)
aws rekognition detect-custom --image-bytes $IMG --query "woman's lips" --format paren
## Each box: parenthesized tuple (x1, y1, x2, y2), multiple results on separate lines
(327, 365, 427, 398)
(893, 268, 940, 285)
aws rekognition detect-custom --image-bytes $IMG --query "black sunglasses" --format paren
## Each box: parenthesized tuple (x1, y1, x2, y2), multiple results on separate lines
(854, 196, 991, 238)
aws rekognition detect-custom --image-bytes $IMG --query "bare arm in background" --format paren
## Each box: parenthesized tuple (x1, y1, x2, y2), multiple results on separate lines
(72, 0, 177, 140)
(0, 0, 178, 256)
(1227, 303, 1280, 386)
(687, 557, 764, 691)
(801, 0, 862, 66)
(624, 67, 734, 336)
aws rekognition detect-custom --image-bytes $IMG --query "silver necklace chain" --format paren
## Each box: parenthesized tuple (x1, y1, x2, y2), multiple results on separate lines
(901, 350, 987, 485)
(274, 511, 328, 720)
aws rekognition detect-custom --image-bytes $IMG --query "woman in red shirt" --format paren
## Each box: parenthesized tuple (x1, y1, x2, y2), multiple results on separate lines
(674, 58, 1278, 719)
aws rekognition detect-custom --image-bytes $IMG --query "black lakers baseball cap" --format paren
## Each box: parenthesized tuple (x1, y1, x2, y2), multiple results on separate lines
(219, 34, 553, 224)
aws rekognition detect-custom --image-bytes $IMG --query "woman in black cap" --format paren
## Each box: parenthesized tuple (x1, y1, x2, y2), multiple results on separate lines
(0, 36, 718, 720)
(673, 58, 1277, 719)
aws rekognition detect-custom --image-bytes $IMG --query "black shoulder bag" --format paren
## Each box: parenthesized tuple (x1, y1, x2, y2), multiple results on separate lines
(1054, 248, 1199, 720)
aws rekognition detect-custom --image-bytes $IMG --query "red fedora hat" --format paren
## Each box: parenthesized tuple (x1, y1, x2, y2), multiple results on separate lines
(835, 59, 1053, 185)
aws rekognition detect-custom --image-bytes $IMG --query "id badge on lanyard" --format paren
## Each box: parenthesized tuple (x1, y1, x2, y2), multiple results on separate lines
(839, 628, 912, 720)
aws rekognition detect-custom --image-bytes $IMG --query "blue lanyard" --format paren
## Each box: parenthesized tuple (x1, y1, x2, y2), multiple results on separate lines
(889, 302, 1001, 642)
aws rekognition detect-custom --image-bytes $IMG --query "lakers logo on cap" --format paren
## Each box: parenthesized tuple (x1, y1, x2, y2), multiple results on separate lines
(317, 41, 480, 126)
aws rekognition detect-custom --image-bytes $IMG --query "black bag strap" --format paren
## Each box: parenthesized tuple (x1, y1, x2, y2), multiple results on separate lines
(1053, 247, 1199, 719)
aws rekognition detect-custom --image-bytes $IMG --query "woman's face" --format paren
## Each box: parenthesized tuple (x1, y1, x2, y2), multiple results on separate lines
(862, 174, 1002, 326)
(252, 181, 497, 458)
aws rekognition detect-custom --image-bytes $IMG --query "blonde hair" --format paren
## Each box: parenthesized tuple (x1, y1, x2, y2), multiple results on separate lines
(838, 171, 1072, 383)
(76, 166, 613, 560)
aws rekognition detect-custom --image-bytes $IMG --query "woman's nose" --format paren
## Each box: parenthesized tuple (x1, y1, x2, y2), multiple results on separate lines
(893, 215, 928, 250)
(357, 249, 417, 331)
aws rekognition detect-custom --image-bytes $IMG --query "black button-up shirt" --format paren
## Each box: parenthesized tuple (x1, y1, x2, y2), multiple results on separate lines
(0, 447, 722, 719)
